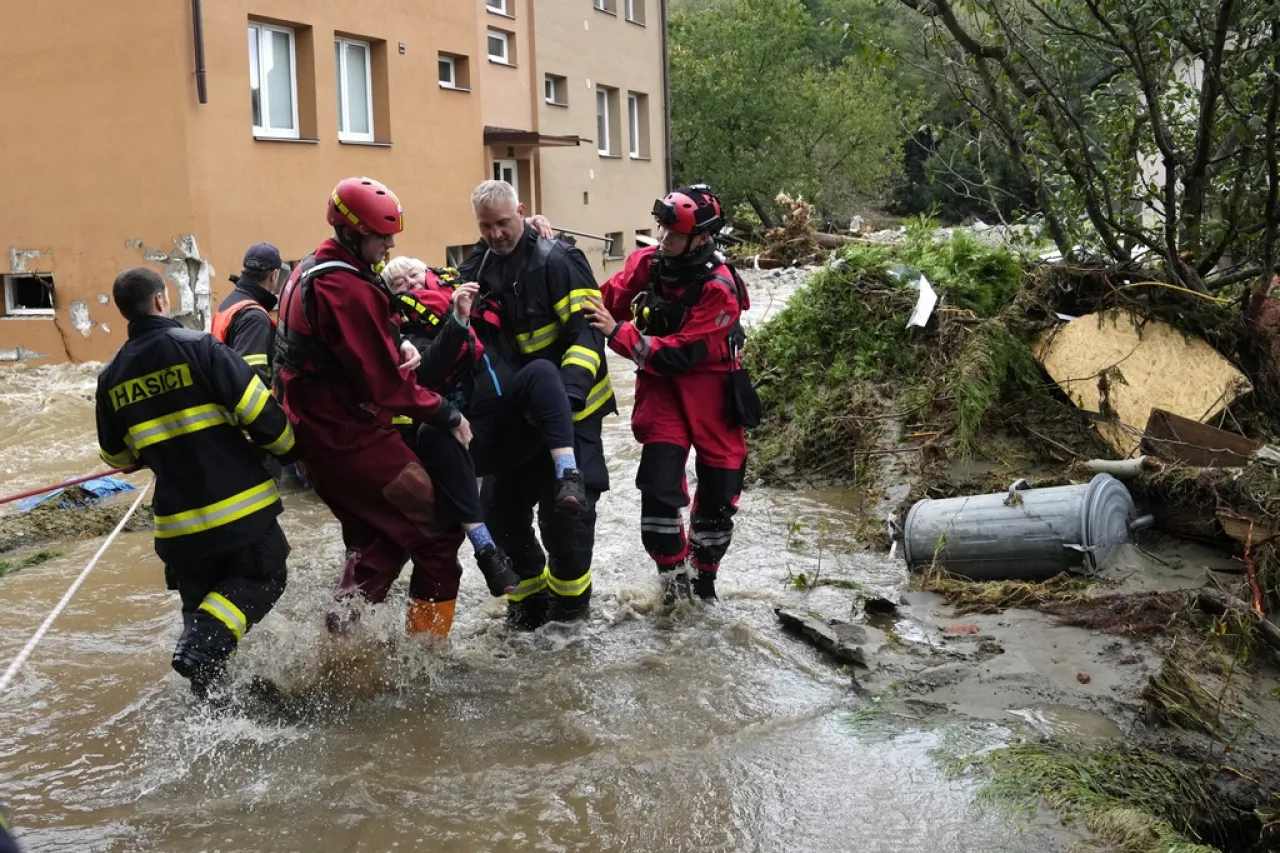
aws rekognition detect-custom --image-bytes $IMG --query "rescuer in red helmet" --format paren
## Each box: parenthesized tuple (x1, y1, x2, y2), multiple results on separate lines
(584, 184, 760, 605)
(275, 177, 498, 638)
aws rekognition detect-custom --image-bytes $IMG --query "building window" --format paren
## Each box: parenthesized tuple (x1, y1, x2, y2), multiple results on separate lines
(334, 37, 374, 142)
(596, 89, 609, 154)
(628, 91, 650, 158)
(486, 0, 509, 13)
(596, 86, 620, 155)
(635, 228, 655, 247)
(605, 232, 624, 259)
(544, 74, 567, 106)
(3, 274, 55, 317)
(487, 29, 512, 64)
(439, 55, 456, 87)
(446, 244, 474, 268)
(626, 0, 646, 23)
(248, 23, 299, 138)
(493, 159, 519, 198)
(594, 0, 618, 13)
(438, 53, 471, 90)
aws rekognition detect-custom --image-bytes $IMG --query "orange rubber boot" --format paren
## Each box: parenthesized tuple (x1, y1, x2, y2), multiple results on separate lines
(406, 598, 456, 636)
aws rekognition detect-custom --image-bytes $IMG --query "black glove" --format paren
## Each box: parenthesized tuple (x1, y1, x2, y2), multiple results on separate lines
(426, 400, 463, 430)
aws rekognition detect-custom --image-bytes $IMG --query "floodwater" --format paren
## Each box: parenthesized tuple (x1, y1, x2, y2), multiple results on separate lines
(0, 273, 1071, 852)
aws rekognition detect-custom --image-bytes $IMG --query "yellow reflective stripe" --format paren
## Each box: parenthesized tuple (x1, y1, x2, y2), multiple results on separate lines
(100, 447, 136, 468)
(506, 567, 549, 602)
(391, 415, 414, 425)
(263, 421, 296, 455)
(547, 568, 592, 598)
(573, 375, 614, 422)
(561, 344, 601, 373)
(515, 322, 559, 355)
(243, 353, 270, 367)
(199, 591, 247, 640)
(154, 479, 279, 539)
(126, 403, 232, 450)
(553, 288, 602, 323)
(235, 376, 271, 426)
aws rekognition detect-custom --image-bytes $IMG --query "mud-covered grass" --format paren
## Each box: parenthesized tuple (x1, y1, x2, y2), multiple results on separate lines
(958, 742, 1229, 853)
(0, 488, 153, 554)
(0, 549, 61, 578)
(910, 570, 1103, 615)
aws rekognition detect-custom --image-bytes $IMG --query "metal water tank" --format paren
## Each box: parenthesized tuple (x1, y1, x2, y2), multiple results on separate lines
(901, 474, 1150, 581)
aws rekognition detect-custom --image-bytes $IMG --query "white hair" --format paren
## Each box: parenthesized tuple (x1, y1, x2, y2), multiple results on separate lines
(471, 179, 520, 210)
(382, 255, 427, 286)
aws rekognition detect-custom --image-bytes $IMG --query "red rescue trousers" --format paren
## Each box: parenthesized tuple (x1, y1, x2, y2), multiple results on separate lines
(631, 370, 746, 574)
(299, 424, 464, 605)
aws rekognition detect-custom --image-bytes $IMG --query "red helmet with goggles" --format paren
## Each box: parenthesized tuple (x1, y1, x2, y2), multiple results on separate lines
(651, 184, 723, 236)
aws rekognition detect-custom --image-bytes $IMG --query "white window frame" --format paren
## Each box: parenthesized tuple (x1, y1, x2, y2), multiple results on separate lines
(545, 74, 566, 105)
(439, 54, 457, 89)
(487, 29, 510, 64)
(486, 0, 509, 14)
(3, 274, 56, 317)
(628, 93, 641, 157)
(625, 0, 638, 21)
(493, 159, 519, 199)
(248, 22, 300, 139)
(335, 37, 375, 143)
(597, 87, 611, 155)
(594, 0, 614, 12)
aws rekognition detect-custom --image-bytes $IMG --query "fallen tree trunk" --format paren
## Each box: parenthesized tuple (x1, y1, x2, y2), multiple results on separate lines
(814, 232, 859, 249)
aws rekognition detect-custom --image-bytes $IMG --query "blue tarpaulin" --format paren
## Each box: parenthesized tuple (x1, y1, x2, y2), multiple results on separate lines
(16, 477, 137, 512)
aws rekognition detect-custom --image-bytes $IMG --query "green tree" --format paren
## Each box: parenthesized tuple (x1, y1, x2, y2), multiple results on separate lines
(894, 0, 1280, 292)
(669, 0, 921, 225)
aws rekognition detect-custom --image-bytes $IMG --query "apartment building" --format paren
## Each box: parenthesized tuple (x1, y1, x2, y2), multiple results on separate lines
(0, 1, 668, 364)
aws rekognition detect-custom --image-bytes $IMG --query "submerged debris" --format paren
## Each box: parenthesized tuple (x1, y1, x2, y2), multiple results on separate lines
(0, 487, 153, 554)
(1043, 591, 1186, 638)
(910, 571, 1102, 615)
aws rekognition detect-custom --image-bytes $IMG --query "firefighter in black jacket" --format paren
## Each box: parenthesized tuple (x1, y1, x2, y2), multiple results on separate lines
(96, 267, 298, 699)
(459, 180, 616, 628)
(212, 243, 286, 382)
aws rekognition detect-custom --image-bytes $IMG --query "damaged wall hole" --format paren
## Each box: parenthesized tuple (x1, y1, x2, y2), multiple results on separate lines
(2, 273, 56, 318)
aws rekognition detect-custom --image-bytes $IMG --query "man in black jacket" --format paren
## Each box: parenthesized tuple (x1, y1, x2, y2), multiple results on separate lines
(96, 267, 298, 698)
(211, 243, 285, 382)
(459, 180, 615, 628)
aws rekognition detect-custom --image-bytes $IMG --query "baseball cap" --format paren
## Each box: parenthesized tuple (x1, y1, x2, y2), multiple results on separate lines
(242, 242, 283, 273)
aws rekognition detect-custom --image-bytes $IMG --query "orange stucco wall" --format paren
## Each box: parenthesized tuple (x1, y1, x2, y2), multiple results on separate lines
(1, 0, 489, 364)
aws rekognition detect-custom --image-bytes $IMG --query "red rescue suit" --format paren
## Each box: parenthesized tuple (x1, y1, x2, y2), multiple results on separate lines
(601, 245, 748, 575)
(275, 238, 465, 610)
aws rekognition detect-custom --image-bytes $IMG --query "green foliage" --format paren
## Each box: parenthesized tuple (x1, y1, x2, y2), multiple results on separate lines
(669, 0, 924, 221)
(746, 230, 1038, 477)
(959, 742, 1225, 853)
(0, 550, 61, 578)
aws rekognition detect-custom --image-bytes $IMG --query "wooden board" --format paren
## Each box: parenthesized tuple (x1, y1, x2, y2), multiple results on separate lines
(1036, 311, 1252, 456)
(1141, 408, 1260, 467)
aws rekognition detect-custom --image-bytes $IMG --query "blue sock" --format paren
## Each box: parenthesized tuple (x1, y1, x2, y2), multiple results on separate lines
(467, 524, 495, 552)
(554, 453, 578, 479)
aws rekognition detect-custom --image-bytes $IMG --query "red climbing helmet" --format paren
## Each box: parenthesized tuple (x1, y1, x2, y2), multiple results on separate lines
(327, 177, 405, 236)
(651, 184, 723, 236)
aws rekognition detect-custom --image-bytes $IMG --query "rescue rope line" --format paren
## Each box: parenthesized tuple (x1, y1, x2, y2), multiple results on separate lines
(0, 477, 154, 694)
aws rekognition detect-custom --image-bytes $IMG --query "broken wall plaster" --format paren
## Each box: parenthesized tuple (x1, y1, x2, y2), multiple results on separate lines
(143, 235, 213, 332)
(69, 301, 92, 337)
(8, 247, 49, 273)
(0, 346, 50, 362)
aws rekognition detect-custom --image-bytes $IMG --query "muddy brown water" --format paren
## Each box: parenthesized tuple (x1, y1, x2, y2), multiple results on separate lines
(1, 274, 1074, 852)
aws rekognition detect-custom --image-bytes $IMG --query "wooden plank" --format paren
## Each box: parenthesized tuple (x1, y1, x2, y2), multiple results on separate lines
(1141, 408, 1259, 467)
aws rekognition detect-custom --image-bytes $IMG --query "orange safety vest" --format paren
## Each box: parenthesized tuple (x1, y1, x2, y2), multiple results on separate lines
(211, 299, 275, 344)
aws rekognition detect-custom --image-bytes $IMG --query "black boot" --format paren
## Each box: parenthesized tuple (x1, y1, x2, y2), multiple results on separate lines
(506, 591, 550, 631)
(475, 544, 520, 597)
(660, 566, 693, 606)
(692, 569, 718, 602)
(546, 590, 591, 623)
(172, 639, 229, 700)
(555, 469, 589, 515)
